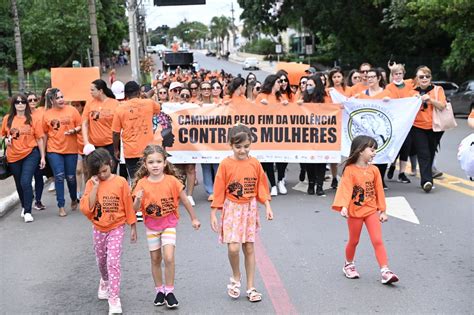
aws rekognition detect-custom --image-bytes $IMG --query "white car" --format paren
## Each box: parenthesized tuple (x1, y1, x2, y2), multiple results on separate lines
(243, 57, 259, 70)
(146, 46, 157, 54)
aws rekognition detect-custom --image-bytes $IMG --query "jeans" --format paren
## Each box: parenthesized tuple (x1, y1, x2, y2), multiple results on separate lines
(201, 163, 219, 195)
(306, 163, 327, 186)
(33, 165, 44, 202)
(47, 153, 78, 208)
(262, 162, 287, 187)
(125, 158, 140, 180)
(9, 148, 40, 214)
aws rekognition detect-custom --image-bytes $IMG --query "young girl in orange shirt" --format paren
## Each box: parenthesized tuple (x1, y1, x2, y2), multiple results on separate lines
(332, 135, 399, 284)
(80, 148, 137, 315)
(210, 124, 274, 302)
(132, 144, 200, 308)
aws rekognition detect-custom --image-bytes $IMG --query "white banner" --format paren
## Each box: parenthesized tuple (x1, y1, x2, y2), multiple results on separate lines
(330, 90, 422, 164)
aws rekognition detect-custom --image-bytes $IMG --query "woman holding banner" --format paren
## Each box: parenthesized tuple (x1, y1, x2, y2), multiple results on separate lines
(277, 70, 294, 102)
(43, 88, 82, 217)
(257, 74, 288, 196)
(82, 79, 119, 173)
(226, 77, 247, 103)
(211, 80, 224, 105)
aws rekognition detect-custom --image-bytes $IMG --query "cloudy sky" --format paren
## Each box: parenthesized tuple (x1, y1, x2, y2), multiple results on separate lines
(143, 0, 244, 30)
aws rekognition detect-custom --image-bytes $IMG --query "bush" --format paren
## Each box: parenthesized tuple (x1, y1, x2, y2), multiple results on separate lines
(241, 39, 276, 56)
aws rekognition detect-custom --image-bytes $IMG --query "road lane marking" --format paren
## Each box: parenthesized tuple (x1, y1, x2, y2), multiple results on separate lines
(255, 235, 298, 315)
(386, 196, 420, 224)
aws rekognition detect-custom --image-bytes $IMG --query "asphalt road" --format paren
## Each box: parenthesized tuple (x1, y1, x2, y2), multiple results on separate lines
(1, 54, 473, 314)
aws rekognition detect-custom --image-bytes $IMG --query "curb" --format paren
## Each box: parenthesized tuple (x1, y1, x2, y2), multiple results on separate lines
(0, 191, 20, 218)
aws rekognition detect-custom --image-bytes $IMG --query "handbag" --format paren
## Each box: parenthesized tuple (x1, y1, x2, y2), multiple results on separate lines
(0, 138, 11, 180)
(432, 85, 457, 131)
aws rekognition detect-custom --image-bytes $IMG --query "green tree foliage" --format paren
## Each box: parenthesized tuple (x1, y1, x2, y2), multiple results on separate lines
(210, 16, 232, 53)
(168, 20, 209, 46)
(238, 0, 472, 80)
(0, 4, 15, 69)
(5, 0, 127, 70)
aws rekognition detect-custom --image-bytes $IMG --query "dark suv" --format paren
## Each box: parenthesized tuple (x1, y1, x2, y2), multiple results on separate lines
(449, 80, 474, 116)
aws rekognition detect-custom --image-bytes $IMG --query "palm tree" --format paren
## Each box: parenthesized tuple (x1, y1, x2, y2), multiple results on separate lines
(210, 16, 231, 55)
(11, 0, 25, 92)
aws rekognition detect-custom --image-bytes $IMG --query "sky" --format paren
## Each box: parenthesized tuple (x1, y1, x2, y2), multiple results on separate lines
(143, 0, 243, 30)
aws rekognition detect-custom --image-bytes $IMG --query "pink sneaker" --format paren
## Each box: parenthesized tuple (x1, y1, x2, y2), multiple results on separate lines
(343, 262, 360, 279)
(381, 269, 399, 284)
(98, 278, 108, 300)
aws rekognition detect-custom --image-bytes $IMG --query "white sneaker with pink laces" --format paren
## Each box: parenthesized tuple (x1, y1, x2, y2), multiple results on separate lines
(381, 268, 399, 284)
(343, 262, 360, 279)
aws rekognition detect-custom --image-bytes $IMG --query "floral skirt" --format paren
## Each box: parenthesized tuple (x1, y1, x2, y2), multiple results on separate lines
(219, 198, 260, 244)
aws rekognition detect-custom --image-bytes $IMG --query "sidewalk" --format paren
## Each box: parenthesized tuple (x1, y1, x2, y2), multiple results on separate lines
(0, 176, 20, 217)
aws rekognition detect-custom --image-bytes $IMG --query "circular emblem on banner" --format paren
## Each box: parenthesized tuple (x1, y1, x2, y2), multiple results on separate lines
(348, 108, 392, 152)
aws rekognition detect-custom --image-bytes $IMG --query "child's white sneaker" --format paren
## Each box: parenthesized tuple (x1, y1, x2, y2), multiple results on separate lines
(108, 297, 122, 314)
(98, 278, 108, 300)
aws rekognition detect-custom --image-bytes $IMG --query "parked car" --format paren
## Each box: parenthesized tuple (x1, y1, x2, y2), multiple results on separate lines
(450, 80, 474, 116)
(433, 81, 459, 98)
(146, 46, 157, 54)
(205, 50, 216, 57)
(243, 57, 259, 70)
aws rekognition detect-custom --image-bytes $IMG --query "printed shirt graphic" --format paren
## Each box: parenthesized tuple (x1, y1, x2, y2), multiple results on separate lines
(80, 175, 136, 232)
(42, 105, 82, 154)
(211, 157, 271, 209)
(332, 164, 386, 218)
(111, 98, 161, 158)
(1, 115, 44, 163)
(133, 175, 184, 231)
(82, 97, 119, 146)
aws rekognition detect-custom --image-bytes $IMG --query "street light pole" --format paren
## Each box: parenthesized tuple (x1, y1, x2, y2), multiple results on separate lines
(127, 0, 139, 82)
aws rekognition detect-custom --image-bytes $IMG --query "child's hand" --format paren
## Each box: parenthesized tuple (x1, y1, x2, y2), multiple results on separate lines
(130, 227, 137, 243)
(260, 98, 268, 105)
(91, 176, 100, 187)
(379, 211, 388, 222)
(266, 207, 274, 220)
(135, 189, 144, 200)
(340, 207, 348, 218)
(192, 218, 201, 230)
(210, 213, 219, 233)
(281, 100, 289, 106)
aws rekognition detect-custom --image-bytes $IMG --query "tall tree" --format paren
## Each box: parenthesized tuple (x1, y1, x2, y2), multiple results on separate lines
(11, 0, 25, 91)
(210, 16, 231, 54)
(88, 0, 100, 67)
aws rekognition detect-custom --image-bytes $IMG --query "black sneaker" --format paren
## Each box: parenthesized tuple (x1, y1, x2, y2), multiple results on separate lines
(299, 169, 305, 182)
(165, 292, 179, 308)
(331, 177, 338, 189)
(307, 183, 315, 195)
(154, 292, 165, 306)
(423, 182, 433, 193)
(432, 170, 443, 179)
(316, 185, 326, 196)
(383, 182, 388, 190)
(387, 165, 396, 180)
(398, 173, 411, 184)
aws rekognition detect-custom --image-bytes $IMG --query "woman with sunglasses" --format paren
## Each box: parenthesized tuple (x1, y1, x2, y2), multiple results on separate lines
(1, 94, 46, 222)
(169, 81, 183, 102)
(82, 79, 119, 173)
(410, 66, 447, 193)
(210, 80, 224, 105)
(276, 70, 294, 102)
(245, 72, 257, 99)
(248, 81, 262, 102)
(346, 70, 362, 87)
(43, 88, 82, 217)
(294, 76, 308, 101)
(301, 76, 332, 196)
(26, 92, 47, 210)
(349, 63, 372, 96)
(256, 74, 289, 195)
(156, 87, 169, 104)
(189, 79, 200, 103)
(199, 81, 212, 104)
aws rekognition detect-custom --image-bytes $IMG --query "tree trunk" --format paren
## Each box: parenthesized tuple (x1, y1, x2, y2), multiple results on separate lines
(11, 0, 25, 92)
(88, 0, 100, 67)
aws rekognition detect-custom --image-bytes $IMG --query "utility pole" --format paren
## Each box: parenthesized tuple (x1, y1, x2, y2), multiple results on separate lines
(127, 0, 139, 82)
(230, 1, 237, 50)
(88, 0, 100, 68)
(11, 0, 25, 92)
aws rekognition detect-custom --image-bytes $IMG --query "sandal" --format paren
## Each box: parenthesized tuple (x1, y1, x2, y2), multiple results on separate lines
(227, 276, 241, 299)
(246, 288, 262, 303)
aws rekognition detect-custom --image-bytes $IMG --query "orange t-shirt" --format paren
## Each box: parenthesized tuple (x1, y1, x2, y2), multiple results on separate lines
(111, 98, 161, 158)
(82, 97, 119, 146)
(32, 106, 45, 122)
(255, 93, 281, 105)
(43, 105, 82, 154)
(332, 164, 386, 218)
(211, 156, 271, 209)
(80, 175, 136, 232)
(1, 115, 43, 163)
(327, 86, 349, 97)
(349, 82, 369, 97)
(358, 88, 392, 99)
(132, 175, 184, 229)
(385, 81, 417, 99)
(413, 86, 446, 130)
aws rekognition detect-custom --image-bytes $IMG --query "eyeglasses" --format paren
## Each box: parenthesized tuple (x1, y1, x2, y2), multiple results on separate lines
(276, 80, 282, 84)
(418, 75, 431, 79)
(190, 87, 198, 90)
(280, 78, 288, 83)
(159, 91, 167, 95)
(28, 98, 38, 103)
(201, 87, 211, 91)
(255, 86, 261, 91)
(360, 70, 369, 74)
(212, 86, 221, 90)
(180, 94, 191, 99)
(300, 80, 308, 85)
(14, 100, 26, 104)
(367, 75, 377, 79)
(171, 88, 182, 93)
